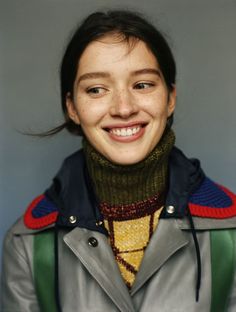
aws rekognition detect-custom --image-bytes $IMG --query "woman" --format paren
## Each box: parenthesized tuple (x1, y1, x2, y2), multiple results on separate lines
(2, 10, 236, 312)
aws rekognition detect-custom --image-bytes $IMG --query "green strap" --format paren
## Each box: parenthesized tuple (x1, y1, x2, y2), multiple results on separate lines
(210, 229, 236, 312)
(34, 230, 57, 312)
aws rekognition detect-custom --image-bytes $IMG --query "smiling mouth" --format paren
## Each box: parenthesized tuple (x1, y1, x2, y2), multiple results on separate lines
(105, 124, 147, 138)
(110, 126, 141, 137)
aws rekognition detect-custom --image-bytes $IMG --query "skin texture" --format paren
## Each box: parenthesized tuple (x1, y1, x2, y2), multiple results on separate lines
(67, 34, 176, 165)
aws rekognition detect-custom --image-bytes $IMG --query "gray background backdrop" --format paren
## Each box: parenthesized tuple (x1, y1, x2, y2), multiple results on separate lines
(1, 0, 236, 271)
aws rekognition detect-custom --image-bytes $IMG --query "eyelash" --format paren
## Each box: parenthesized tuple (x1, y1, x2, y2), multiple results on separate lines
(85, 82, 155, 96)
(134, 82, 155, 89)
(86, 87, 106, 95)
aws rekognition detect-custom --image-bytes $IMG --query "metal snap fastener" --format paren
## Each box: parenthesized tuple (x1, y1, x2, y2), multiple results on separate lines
(69, 215, 77, 224)
(96, 221, 103, 227)
(166, 205, 175, 214)
(88, 237, 98, 247)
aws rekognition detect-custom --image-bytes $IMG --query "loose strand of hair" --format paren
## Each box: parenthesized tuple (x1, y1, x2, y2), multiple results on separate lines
(18, 122, 68, 138)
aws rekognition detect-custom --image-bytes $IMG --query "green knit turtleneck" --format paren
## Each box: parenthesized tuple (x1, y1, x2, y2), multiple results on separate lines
(83, 128, 175, 206)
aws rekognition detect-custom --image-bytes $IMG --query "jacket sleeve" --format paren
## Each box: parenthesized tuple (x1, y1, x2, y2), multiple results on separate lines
(227, 262, 236, 311)
(1, 229, 40, 312)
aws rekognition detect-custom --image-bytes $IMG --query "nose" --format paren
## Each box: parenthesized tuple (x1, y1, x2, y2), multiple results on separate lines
(109, 89, 138, 118)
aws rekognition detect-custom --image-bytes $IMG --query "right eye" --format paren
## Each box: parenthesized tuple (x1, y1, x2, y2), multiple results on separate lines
(86, 87, 107, 96)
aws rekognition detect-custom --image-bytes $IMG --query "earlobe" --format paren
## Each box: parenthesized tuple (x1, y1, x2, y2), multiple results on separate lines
(167, 86, 177, 117)
(66, 95, 80, 125)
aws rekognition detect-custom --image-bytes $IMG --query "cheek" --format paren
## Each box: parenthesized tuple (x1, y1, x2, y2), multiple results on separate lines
(138, 94, 169, 117)
(75, 99, 107, 127)
(79, 111, 92, 126)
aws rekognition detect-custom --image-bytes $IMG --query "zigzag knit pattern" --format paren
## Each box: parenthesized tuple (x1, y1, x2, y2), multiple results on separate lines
(100, 193, 164, 289)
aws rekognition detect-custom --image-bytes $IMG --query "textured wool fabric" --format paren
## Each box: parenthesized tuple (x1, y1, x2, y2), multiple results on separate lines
(101, 197, 164, 288)
(83, 127, 175, 205)
(83, 128, 175, 288)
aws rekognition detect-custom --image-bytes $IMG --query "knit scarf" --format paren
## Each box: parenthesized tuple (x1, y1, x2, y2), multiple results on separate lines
(83, 128, 175, 288)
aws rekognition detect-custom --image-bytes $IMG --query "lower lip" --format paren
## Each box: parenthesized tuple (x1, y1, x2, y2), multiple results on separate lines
(107, 126, 146, 143)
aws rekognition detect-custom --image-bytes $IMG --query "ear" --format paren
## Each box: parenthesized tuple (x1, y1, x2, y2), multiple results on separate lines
(66, 94, 80, 125)
(167, 85, 177, 117)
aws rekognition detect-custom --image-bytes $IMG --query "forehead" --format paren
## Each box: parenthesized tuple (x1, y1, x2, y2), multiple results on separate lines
(77, 34, 159, 75)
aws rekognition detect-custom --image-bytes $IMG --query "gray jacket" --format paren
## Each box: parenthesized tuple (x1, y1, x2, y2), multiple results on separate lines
(2, 216, 236, 312)
(2, 147, 236, 311)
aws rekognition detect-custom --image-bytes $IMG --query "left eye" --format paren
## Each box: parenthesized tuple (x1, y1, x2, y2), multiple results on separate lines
(134, 82, 154, 89)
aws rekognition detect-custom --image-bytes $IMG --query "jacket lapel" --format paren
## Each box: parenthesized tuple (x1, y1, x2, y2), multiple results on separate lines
(131, 218, 189, 295)
(63, 227, 135, 312)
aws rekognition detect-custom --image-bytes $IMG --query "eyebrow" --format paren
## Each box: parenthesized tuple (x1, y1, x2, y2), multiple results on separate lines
(77, 68, 161, 84)
(131, 68, 161, 77)
(77, 72, 110, 83)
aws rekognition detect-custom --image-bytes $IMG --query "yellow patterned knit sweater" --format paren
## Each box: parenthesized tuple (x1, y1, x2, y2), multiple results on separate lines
(100, 199, 164, 288)
(83, 127, 175, 289)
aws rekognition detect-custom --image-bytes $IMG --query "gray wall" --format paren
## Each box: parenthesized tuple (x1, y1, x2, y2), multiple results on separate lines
(1, 0, 236, 270)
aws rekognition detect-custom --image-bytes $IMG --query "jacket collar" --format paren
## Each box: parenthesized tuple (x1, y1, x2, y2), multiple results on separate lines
(46, 149, 107, 234)
(46, 146, 205, 232)
(164, 147, 205, 218)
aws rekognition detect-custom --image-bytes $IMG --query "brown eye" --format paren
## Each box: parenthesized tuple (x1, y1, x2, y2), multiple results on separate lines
(86, 86, 107, 97)
(134, 82, 154, 89)
(87, 87, 103, 94)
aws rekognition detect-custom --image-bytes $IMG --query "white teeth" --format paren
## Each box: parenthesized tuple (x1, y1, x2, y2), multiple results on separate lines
(121, 129, 126, 136)
(110, 126, 141, 137)
(127, 129, 132, 135)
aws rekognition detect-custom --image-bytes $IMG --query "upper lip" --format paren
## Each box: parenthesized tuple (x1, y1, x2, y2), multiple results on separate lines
(103, 121, 148, 130)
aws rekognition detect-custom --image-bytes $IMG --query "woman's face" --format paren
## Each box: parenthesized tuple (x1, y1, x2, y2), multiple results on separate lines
(67, 34, 176, 165)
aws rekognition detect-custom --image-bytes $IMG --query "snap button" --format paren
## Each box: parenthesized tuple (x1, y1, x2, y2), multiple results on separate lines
(69, 215, 77, 224)
(166, 205, 175, 214)
(96, 221, 103, 227)
(88, 237, 98, 247)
